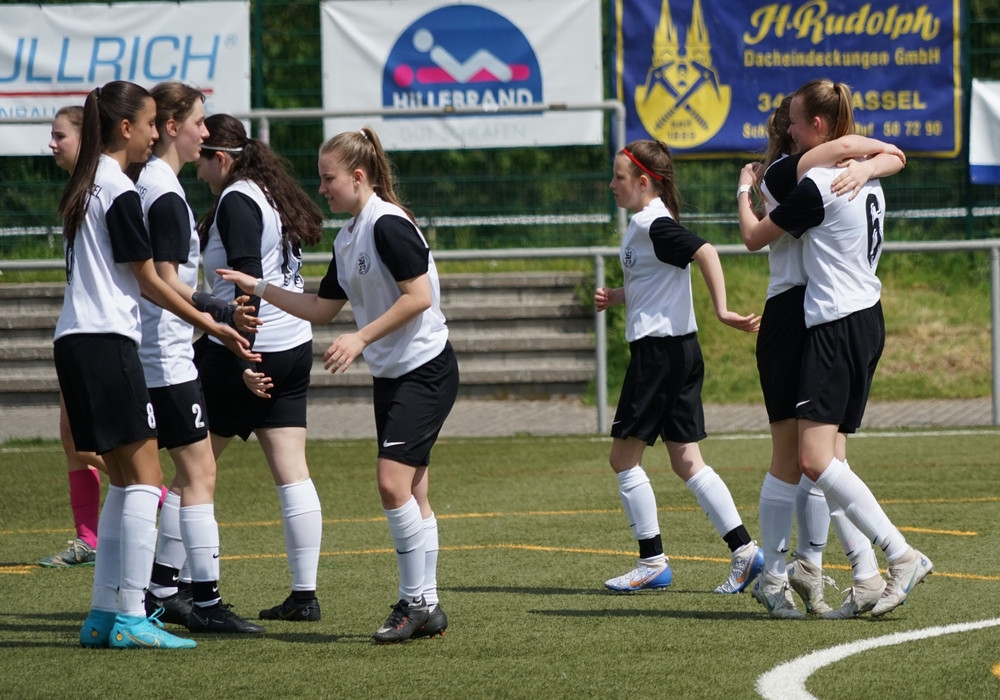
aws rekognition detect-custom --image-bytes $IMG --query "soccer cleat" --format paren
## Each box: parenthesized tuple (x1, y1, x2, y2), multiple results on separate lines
(188, 602, 266, 634)
(79, 609, 117, 648)
(714, 541, 764, 594)
(751, 571, 806, 619)
(786, 553, 834, 614)
(258, 595, 321, 622)
(871, 548, 933, 616)
(604, 557, 672, 592)
(108, 610, 197, 649)
(411, 603, 448, 640)
(373, 597, 430, 644)
(821, 575, 886, 619)
(39, 538, 96, 567)
(145, 588, 194, 626)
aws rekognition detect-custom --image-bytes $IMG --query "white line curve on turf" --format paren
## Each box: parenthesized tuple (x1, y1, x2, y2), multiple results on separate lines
(756, 617, 1000, 700)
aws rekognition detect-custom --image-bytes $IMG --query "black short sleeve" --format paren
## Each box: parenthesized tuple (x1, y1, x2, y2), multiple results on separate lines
(317, 249, 347, 300)
(372, 215, 429, 281)
(769, 178, 826, 238)
(762, 154, 802, 204)
(217, 192, 264, 267)
(648, 217, 707, 268)
(107, 190, 152, 263)
(147, 193, 191, 264)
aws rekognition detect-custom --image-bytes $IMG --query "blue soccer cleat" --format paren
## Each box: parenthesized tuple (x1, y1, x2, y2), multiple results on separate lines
(108, 609, 197, 649)
(604, 557, 673, 592)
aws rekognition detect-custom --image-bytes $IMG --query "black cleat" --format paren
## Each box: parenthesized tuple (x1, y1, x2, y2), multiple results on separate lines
(258, 595, 321, 622)
(188, 602, 266, 634)
(145, 589, 194, 626)
(411, 603, 448, 639)
(372, 597, 430, 644)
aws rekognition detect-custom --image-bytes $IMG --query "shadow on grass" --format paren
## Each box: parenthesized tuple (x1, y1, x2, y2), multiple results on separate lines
(262, 632, 372, 644)
(527, 608, 762, 621)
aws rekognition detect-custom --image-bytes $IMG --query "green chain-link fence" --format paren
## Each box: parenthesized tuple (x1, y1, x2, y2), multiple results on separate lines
(2, 0, 999, 260)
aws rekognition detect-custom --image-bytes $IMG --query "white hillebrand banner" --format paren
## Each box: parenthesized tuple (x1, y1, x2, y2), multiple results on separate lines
(970, 79, 1000, 185)
(0, 1, 251, 156)
(320, 0, 604, 150)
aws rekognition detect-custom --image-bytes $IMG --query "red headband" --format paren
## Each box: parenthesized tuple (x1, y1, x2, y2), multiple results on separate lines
(621, 148, 663, 181)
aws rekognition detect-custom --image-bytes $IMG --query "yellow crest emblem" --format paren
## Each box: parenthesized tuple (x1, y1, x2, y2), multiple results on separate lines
(634, 0, 730, 148)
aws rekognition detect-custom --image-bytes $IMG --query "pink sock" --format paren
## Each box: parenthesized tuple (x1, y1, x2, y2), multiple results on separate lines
(159, 485, 169, 509)
(69, 468, 101, 549)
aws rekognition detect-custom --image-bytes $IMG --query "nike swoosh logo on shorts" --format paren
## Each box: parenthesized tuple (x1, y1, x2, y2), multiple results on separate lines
(796, 400, 811, 408)
(382, 440, 406, 448)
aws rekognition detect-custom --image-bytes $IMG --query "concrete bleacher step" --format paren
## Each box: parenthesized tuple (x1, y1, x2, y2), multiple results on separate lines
(0, 271, 598, 406)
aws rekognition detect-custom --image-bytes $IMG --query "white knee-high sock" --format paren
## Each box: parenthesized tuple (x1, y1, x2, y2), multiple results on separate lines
(277, 479, 322, 592)
(422, 514, 440, 607)
(686, 466, 742, 537)
(828, 501, 881, 582)
(385, 497, 425, 602)
(179, 504, 221, 596)
(91, 485, 125, 613)
(815, 459, 909, 563)
(150, 490, 185, 597)
(616, 467, 659, 540)
(119, 484, 161, 616)
(795, 476, 830, 566)
(758, 473, 797, 577)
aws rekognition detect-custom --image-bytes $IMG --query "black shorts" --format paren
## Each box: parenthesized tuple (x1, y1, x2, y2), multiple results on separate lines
(611, 333, 707, 446)
(54, 333, 157, 454)
(797, 302, 885, 434)
(756, 286, 806, 423)
(373, 342, 459, 467)
(198, 340, 312, 440)
(148, 379, 210, 450)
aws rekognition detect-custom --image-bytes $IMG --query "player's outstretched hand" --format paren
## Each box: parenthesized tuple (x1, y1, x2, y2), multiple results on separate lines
(322, 333, 365, 374)
(718, 310, 761, 333)
(594, 286, 624, 312)
(242, 368, 273, 399)
(214, 324, 261, 363)
(232, 295, 262, 334)
(217, 269, 257, 296)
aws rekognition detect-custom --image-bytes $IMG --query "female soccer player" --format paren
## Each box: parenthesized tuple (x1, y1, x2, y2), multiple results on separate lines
(136, 82, 263, 634)
(738, 86, 906, 618)
(596, 139, 763, 596)
(738, 79, 932, 618)
(58, 80, 250, 650)
(39, 105, 109, 569)
(219, 126, 458, 643)
(195, 113, 326, 623)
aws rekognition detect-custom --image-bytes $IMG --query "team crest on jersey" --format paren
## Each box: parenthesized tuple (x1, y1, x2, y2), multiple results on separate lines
(357, 252, 371, 275)
(634, 0, 730, 148)
(622, 247, 638, 269)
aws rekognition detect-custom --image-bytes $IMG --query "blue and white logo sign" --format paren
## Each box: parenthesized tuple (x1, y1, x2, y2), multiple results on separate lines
(321, 0, 602, 150)
(382, 5, 543, 112)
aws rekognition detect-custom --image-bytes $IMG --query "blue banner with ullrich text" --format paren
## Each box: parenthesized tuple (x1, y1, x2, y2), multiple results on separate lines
(613, 0, 961, 157)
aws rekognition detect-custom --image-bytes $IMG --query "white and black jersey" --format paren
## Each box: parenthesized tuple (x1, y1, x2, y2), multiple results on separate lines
(619, 198, 705, 342)
(317, 194, 448, 379)
(202, 179, 312, 353)
(55, 154, 152, 344)
(770, 166, 885, 328)
(760, 154, 807, 299)
(136, 155, 199, 388)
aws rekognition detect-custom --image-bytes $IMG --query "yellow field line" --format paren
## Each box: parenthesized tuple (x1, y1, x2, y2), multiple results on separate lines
(4, 543, 998, 582)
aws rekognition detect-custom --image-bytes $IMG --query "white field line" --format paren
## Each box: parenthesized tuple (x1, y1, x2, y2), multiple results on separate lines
(756, 618, 1000, 700)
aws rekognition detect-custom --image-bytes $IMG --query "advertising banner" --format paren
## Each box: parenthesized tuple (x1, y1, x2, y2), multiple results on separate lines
(970, 79, 1000, 185)
(321, 0, 604, 150)
(0, 1, 251, 156)
(614, 0, 962, 157)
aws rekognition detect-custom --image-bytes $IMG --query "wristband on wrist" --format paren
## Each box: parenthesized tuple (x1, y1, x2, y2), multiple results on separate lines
(253, 278, 267, 298)
(737, 184, 752, 199)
